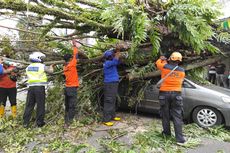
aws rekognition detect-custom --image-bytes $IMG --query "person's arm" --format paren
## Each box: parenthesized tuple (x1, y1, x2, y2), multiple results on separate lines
(155, 56, 167, 70)
(104, 58, 120, 68)
(44, 64, 54, 74)
(0, 64, 3, 75)
(1, 66, 14, 74)
(68, 40, 79, 66)
(0, 58, 14, 74)
(114, 50, 120, 60)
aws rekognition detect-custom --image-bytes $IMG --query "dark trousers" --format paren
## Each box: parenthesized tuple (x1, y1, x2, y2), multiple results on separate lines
(216, 74, 228, 88)
(64, 87, 77, 124)
(208, 73, 216, 84)
(23, 86, 45, 126)
(103, 82, 118, 122)
(159, 91, 185, 143)
(0, 87, 17, 106)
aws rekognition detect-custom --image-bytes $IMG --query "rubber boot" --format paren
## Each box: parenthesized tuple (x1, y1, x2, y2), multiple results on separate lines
(113, 117, 121, 121)
(0, 105, 5, 118)
(103, 122, 114, 126)
(11, 105, 17, 118)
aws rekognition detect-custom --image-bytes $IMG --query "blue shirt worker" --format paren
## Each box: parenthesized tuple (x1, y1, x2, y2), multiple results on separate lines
(23, 52, 54, 128)
(103, 47, 121, 126)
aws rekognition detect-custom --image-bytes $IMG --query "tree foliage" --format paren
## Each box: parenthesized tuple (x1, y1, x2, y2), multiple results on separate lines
(0, 0, 226, 58)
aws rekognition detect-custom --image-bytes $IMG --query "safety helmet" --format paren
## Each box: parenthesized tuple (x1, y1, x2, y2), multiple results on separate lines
(29, 52, 46, 63)
(169, 52, 182, 62)
(104, 49, 115, 58)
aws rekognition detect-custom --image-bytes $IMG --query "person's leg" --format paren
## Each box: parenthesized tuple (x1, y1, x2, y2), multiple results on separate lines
(8, 88, 17, 118)
(66, 87, 77, 124)
(0, 88, 7, 118)
(103, 83, 117, 123)
(229, 78, 230, 89)
(23, 87, 36, 126)
(208, 73, 212, 82)
(171, 93, 185, 143)
(210, 74, 215, 84)
(111, 83, 119, 119)
(221, 74, 228, 88)
(159, 92, 171, 136)
(64, 88, 69, 124)
(212, 73, 216, 84)
(35, 86, 46, 127)
(216, 74, 221, 86)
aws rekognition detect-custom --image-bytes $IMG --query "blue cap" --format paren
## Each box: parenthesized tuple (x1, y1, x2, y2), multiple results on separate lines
(104, 49, 114, 58)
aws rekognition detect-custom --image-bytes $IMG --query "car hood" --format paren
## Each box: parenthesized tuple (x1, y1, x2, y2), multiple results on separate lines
(195, 85, 230, 98)
(184, 79, 230, 97)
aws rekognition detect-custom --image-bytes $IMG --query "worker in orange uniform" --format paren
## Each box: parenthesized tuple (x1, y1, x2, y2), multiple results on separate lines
(156, 52, 186, 145)
(0, 59, 18, 118)
(63, 40, 80, 127)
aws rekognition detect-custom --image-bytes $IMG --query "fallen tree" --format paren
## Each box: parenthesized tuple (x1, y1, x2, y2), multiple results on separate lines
(0, 0, 230, 118)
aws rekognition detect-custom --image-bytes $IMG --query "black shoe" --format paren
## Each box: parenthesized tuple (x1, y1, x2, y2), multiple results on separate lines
(64, 123, 69, 129)
(162, 131, 171, 137)
(176, 141, 187, 146)
(23, 124, 29, 128)
(37, 122, 45, 127)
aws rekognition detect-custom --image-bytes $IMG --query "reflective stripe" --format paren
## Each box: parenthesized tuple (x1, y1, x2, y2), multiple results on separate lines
(26, 63, 47, 85)
(209, 70, 216, 74)
(28, 82, 48, 86)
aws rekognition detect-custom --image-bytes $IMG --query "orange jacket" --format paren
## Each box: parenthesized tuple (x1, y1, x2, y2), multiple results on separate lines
(156, 59, 185, 91)
(63, 47, 79, 87)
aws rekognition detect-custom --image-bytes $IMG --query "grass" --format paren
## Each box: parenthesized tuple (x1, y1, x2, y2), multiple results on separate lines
(1, 108, 230, 153)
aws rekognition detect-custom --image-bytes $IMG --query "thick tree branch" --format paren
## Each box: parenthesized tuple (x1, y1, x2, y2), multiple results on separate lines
(76, 0, 103, 9)
(128, 55, 224, 81)
(0, 1, 110, 29)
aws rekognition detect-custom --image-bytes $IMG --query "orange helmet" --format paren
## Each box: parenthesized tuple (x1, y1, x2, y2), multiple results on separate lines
(170, 52, 182, 62)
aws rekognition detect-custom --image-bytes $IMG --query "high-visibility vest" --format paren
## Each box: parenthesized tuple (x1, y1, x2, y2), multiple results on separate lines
(26, 63, 47, 85)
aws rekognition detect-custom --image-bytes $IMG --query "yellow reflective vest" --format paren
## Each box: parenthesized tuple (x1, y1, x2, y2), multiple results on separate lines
(26, 63, 47, 86)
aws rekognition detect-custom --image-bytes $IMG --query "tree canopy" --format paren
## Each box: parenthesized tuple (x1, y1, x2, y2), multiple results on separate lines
(0, 0, 228, 57)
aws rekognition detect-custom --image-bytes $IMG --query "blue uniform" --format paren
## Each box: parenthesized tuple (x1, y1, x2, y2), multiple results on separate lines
(103, 58, 120, 83)
(0, 65, 3, 75)
(103, 57, 120, 122)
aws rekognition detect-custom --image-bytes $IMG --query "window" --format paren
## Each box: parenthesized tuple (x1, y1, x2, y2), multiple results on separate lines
(183, 80, 195, 88)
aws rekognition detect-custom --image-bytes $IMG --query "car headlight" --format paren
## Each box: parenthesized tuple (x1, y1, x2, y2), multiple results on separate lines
(222, 97, 230, 103)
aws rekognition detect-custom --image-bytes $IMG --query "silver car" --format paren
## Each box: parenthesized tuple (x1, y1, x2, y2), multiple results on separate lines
(119, 78, 230, 128)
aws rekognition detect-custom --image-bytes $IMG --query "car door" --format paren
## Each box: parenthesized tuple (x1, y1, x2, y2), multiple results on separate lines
(139, 79, 191, 113)
(138, 83, 160, 111)
(181, 79, 196, 118)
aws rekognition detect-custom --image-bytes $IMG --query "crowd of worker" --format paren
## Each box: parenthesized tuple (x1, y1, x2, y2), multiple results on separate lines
(0, 40, 190, 145)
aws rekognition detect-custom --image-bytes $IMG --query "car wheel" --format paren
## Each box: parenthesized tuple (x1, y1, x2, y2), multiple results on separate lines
(192, 106, 223, 128)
